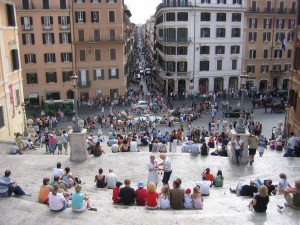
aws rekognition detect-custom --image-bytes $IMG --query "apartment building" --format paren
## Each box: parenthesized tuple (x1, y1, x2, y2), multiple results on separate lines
(16, 0, 131, 104)
(243, 0, 297, 91)
(154, 0, 245, 96)
(0, 0, 25, 139)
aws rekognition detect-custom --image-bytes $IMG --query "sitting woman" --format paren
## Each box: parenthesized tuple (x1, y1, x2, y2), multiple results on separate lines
(213, 170, 224, 187)
(202, 168, 214, 182)
(93, 141, 105, 157)
(191, 186, 203, 209)
(278, 173, 291, 195)
(145, 182, 159, 210)
(62, 167, 76, 188)
(158, 186, 170, 209)
(207, 137, 215, 148)
(121, 139, 130, 152)
(72, 184, 95, 212)
(200, 143, 209, 156)
(218, 146, 229, 157)
(94, 168, 107, 188)
(249, 185, 269, 213)
(48, 184, 69, 212)
(38, 178, 54, 205)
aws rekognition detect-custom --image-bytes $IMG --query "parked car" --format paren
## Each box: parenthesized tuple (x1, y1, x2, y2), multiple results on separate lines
(132, 101, 149, 109)
(224, 109, 250, 118)
(270, 89, 288, 98)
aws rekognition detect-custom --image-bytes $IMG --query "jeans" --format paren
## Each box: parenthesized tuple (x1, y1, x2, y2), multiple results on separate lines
(235, 149, 242, 164)
(7, 185, 26, 197)
(49, 144, 56, 154)
(283, 148, 294, 157)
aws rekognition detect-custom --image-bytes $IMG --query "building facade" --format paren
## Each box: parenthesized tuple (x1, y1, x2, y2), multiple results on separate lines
(0, 0, 25, 139)
(16, 0, 131, 105)
(154, 0, 245, 96)
(243, 0, 297, 91)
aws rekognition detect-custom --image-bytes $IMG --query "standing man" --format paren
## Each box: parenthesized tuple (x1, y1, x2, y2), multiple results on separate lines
(248, 133, 259, 165)
(106, 169, 119, 189)
(62, 130, 69, 155)
(158, 154, 172, 188)
(284, 132, 298, 157)
(232, 135, 244, 165)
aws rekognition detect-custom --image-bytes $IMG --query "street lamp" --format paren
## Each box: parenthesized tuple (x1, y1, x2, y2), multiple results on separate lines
(235, 72, 255, 133)
(21, 102, 28, 137)
(70, 73, 78, 114)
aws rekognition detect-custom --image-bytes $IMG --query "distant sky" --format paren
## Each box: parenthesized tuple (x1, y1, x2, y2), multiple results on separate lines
(125, 0, 162, 24)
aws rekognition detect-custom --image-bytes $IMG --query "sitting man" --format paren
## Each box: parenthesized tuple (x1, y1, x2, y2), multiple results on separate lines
(9, 144, 20, 155)
(230, 179, 258, 197)
(118, 178, 136, 205)
(0, 170, 30, 197)
(181, 142, 191, 153)
(107, 137, 118, 147)
(256, 178, 277, 195)
(190, 142, 200, 156)
(196, 176, 212, 196)
(111, 143, 120, 153)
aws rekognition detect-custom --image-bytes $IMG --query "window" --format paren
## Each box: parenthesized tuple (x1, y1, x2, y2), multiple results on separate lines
(201, 28, 210, 38)
(263, 32, 271, 42)
(42, 33, 55, 44)
(200, 46, 210, 54)
(177, 28, 188, 42)
(26, 73, 38, 84)
(201, 0, 211, 3)
(273, 64, 281, 71)
(216, 13, 226, 22)
(215, 46, 225, 54)
(177, 12, 188, 21)
(22, 0, 29, 9)
(94, 30, 100, 41)
(261, 65, 269, 73)
(78, 30, 84, 42)
(0, 106, 4, 129)
(216, 28, 226, 38)
(231, 45, 240, 54)
(79, 70, 89, 86)
(217, 60, 222, 70)
(285, 64, 291, 72)
(249, 18, 257, 29)
(264, 18, 272, 29)
(24, 53, 36, 64)
(266, 1, 272, 11)
(177, 47, 187, 55)
(200, 61, 209, 71)
(232, 60, 237, 70)
(217, 0, 226, 4)
(166, 61, 175, 72)
(41, 16, 53, 30)
(44, 53, 56, 63)
(110, 49, 116, 60)
(58, 16, 70, 29)
(6, 4, 16, 26)
(249, 50, 256, 59)
(201, 13, 210, 21)
(94, 68, 104, 80)
(15, 89, 20, 107)
(79, 50, 85, 61)
(232, 13, 241, 22)
(275, 32, 284, 42)
(288, 19, 295, 29)
(76, 11, 86, 23)
(59, 32, 71, 44)
(91, 11, 99, 23)
(263, 49, 268, 58)
(107, 0, 117, 2)
(22, 33, 35, 45)
(109, 68, 119, 79)
(247, 65, 255, 73)
(95, 49, 101, 60)
(46, 72, 57, 83)
(61, 52, 72, 62)
(11, 50, 19, 71)
(60, 0, 67, 9)
(166, 13, 175, 21)
(109, 11, 115, 22)
(91, 0, 101, 3)
(274, 49, 283, 59)
(248, 32, 257, 42)
(165, 46, 176, 55)
(276, 19, 284, 29)
(177, 61, 187, 72)
(110, 29, 115, 41)
(233, 0, 241, 4)
(231, 28, 240, 37)
(62, 71, 72, 82)
(287, 32, 294, 42)
(43, 0, 49, 9)
(287, 49, 292, 58)
(21, 16, 33, 30)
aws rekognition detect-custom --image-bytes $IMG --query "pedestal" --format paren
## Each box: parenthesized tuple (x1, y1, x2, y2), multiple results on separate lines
(229, 129, 250, 164)
(69, 129, 88, 162)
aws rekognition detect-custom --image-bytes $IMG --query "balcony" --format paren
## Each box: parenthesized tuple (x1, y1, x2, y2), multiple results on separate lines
(43, 25, 53, 30)
(59, 24, 70, 30)
(22, 24, 33, 31)
(156, 1, 193, 12)
(277, 8, 288, 14)
(78, 80, 91, 88)
(270, 70, 284, 77)
(248, 7, 260, 13)
(164, 71, 190, 77)
(78, 35, 125, 43)
(157, 37, 190, 44)
(263, 7, 275, 13)
(289, 8, 296, 14)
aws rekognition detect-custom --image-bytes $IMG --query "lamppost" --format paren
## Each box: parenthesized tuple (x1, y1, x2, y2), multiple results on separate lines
(21, 102, 28, 137)
(235, 72, 255, 133)
(70, 73, 78, 114)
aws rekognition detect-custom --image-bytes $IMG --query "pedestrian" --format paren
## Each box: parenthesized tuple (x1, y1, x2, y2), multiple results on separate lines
(158, 154, 172, 188)
(232, 135, 244, 165)
(248, 133, 259, 165)
(284, 132, 298, 157)
(257, 135, 267, 157)
(147, 155, 159, 186)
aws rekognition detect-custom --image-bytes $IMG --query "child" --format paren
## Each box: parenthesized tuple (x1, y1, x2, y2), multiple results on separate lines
(184, 188, 193, 209)
(192, 186, 203, 209)
(23, 139, 36, 151)
(158, 186, 170, 209)
(135, 181, 147, 206)
(112, 181, 123, 203)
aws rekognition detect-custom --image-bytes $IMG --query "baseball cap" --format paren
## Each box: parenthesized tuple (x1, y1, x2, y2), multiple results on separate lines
(185, 188, 191, 194)
(138, 181, 144, 188)
(116, 181, 123, 187)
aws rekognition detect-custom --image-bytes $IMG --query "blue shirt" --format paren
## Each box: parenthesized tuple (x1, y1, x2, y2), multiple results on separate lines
(0, 176, 12, 196)
(71, 192, 85, 210)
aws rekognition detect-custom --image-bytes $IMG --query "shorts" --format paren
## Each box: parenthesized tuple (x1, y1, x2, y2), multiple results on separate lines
(72, 203, 87, 212)
(249, 148, 256, 156)
(162, 171, 172, 184)
(285, 193, 300, 209)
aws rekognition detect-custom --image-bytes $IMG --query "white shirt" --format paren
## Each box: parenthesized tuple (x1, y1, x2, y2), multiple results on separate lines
(52, 168, 64, 180)
(130, 141, 138, 152)
(106, 172, 118, 189)
(196, 180, 211, 195)
(288, 136, 298, 149)
(48, 192, 66, 210)
(233, 139, 244, 150)
(163, 157, 172, 172)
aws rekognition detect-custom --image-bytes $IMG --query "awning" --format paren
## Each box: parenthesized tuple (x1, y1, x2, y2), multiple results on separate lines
(28, 92, 38, 98)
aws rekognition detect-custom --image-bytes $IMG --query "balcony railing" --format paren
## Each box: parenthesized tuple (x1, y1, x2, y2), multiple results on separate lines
(156, 1, 193, 12)
(164, 71, 190, 77)
(59, 24, 70, 30)
(81, 36, 125, 43)
(78, 80, 91, 88)
(277, 8, 287, 14)
(270, 70, 284, 77)
(289, 8, 296, 14)
(157, 37, 190, 44)
(43, 25, 53, 30)
(248, 7, 260, 13)
(263, 7, 275, 13)
(22, 24, 33, 31)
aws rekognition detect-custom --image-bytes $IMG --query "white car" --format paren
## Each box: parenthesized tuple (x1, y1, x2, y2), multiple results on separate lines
(132, 101, 149, 109)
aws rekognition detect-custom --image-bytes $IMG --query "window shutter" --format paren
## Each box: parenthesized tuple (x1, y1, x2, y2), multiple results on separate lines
(44, 54, 47, 63)
(106, 0, 109, 2)
(54, 72, 57, 82)
(68, 33, 72, 43)
(31, 34, 35, 44)
(12, 50, 19, 70)
(83, 12, 86, 22)
(21, 17, 24, 25)
(24, 54, 28, 64)
(30, 17, 33, 25)
(82, 0, 85, 2)
(33, 54, 36, 63)
(41, 16, 44, 25)
(86, 70, 89, 81)
(50, 16, 53, 24)
(67, 16, 70, 24)
(70, 53, 72, 62)
(114, 0, 117, 2)
(22, 34, 26, 45)
(94, 70, 97, 80)
(43, 34, 46, 44)
(75, 12, 78, 23)
(116, 69, 119, 79)
(59, 33, 62, 43)
(109, 69, 111, 79)
(101, 69, 104, 80)
(51, 33, 55, 44)
(6, 4, 16, 26)
(26, 74, 30, 84)
(58, 16, 61, 24)
(61, 53, 64, 62)
(53, 54, 56, 62)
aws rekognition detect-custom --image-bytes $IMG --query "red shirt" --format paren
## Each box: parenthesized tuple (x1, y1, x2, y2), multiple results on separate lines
(135, 188, 147, 205)
(204, 173, 214, 182)
(112, 187, 121, 203)
(145, 191, 158, 207)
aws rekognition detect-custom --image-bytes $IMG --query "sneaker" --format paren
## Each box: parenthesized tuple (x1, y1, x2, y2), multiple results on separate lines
(277, 205, 283, 210)
(26, 193, 31, 197)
